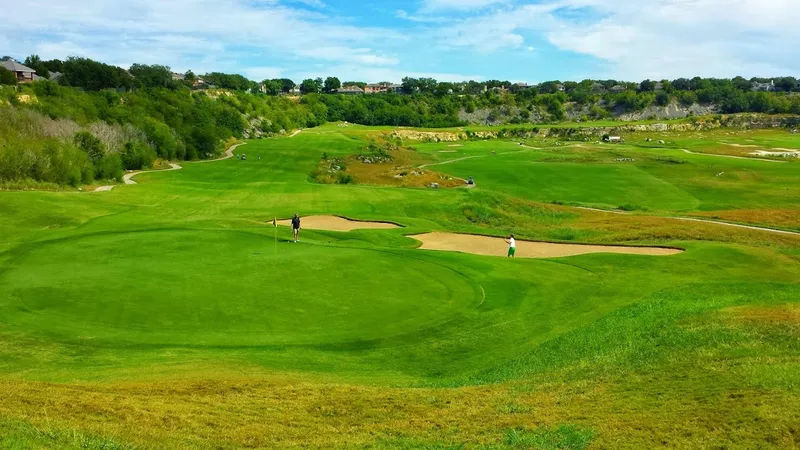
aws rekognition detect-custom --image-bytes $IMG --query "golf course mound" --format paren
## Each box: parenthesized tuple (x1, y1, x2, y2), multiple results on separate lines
(410, 232, 683, 258)
(0, 229, 478, 347)
(278, 215, 401, 231)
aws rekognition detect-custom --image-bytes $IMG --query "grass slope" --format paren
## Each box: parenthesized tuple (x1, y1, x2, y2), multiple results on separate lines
(0, 125, 798, 448)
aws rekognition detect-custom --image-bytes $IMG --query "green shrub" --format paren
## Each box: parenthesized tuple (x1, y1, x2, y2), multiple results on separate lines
(121, 141, 156, 170)
(336, 173, 354, 184)
(96, 153, 123, 181)
(0, 67, 16, 85)
(73, 131, 105, 163)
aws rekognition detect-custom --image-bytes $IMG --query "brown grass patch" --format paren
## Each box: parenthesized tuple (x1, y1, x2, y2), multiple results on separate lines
(690, 209, 800, 231)
(345, 149, 465, 188)
(2, 371, 799, 448)
(721, 304, 800, 325)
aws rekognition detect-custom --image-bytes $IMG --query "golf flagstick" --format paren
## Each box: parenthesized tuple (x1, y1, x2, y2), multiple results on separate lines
(272, 217, 277, 254)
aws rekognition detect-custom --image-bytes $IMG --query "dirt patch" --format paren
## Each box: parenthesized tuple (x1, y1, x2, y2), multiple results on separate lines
(277, 215, 401, 232)
(438, 150, 458, 153)
(721, 304, 800, 325)
(409, 232, 682, 258)
(326, 148, 465, 188)
(447, 144, 464, 147)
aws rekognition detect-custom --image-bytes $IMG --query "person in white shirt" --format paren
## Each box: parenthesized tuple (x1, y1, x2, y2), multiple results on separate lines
(504, 235, 516, 258)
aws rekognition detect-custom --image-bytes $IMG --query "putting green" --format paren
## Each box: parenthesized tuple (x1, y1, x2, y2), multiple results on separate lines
(0, 229, 480, 347)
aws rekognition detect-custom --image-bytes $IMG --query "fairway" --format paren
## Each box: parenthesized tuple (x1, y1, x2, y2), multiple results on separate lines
(1, 125, 799, 448)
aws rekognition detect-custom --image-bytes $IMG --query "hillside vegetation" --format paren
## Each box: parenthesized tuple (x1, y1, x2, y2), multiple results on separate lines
(3, 55, 800, 187)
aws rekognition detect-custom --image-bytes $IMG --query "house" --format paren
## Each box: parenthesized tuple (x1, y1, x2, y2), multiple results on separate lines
(610, 84, 626, 93)
(654, 82, 664, 91)
(555, 83, 565, 92)
(337, 85, 364, 95)
(48, 71, 63, 82)
(364, 82, 402, 94)
(514, 82, 532, 90)
(1, 59, 37, 83)
(752, 80, 775, 92)
(590, 82, 606, 93)
(193, 78, 209, 89)
(364, 83, 385, 94)
(289, 86, 301, 95)
(171, 72, 185, 81)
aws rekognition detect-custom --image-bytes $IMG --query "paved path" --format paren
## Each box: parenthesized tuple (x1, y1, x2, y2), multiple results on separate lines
(681, 149, 784, 163)
(94, 143, 247, 191)
(419, 147, 537, 169)
(575, 206, 799, 236)
(193, 142, 247, 164)
(124, 163, 182, 185)
(289, 129, 302, 138)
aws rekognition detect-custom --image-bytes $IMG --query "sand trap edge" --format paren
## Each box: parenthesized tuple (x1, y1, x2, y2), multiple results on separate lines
(276, 215, 404, 231)
(407, 232, 684, 258)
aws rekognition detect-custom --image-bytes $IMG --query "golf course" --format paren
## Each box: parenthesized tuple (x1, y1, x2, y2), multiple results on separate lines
(1, 123, 799, 449)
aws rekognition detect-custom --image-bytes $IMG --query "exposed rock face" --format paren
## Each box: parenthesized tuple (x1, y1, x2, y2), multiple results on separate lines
(393, 114, 799, 142)
(391, 130, 465, 142)
(617, 104, 718, 121)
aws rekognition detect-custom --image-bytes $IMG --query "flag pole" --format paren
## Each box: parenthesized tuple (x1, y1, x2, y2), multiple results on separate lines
(273, 217, 277, 255)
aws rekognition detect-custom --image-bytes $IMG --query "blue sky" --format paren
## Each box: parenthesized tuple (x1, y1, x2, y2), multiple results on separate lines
(2, 0, 798, 83)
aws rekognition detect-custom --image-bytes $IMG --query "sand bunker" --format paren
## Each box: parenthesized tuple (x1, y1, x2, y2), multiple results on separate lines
(447, 144, 464, 147)
(278, 215, 400, 232)
(410, 232, 682, 258)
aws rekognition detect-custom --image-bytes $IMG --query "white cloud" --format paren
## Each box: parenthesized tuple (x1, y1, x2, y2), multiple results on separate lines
(0, 0, 401, 78)
(423, 0, 800, 79)
(244, 66, 284, 80)
(542, 0, 800, 79)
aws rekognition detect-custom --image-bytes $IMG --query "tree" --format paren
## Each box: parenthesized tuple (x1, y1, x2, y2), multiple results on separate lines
(639, 79, 656, 92)
(0, 67, 16, 85)
(672, 78, 690, 91)
(61, 57, 136, 91)
(655, 91, 670, 106)
(300, 78, 320, 94)
(184, 70, 197, 86)
(129, 63, 172, 88)
(732, 76, 752, 91)
(262, 79, 282, 96)
(775, 77, 797, 92)
(343, 81, 367, 89)
(73, 131, 105, 163)
(323, 77, 341, 93)
(279, 78, 296, 93)
(23, 54, 49, 78)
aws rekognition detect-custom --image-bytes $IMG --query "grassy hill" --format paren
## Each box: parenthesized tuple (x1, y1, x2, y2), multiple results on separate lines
(0, 125, 798, 448)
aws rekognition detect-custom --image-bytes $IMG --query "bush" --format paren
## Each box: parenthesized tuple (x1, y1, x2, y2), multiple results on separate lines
(0, 67, 17, 85)
(336, 173, 354, 184)
(121, 141, 156, 170)
(73, 131, 105, 163)
(96, 153, 123, 181)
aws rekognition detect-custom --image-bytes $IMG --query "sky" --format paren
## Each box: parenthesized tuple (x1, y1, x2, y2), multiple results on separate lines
(1, 0, 798, 83)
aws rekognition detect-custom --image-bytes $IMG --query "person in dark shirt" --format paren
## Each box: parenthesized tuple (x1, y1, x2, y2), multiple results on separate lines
(291, 213, 301, 242)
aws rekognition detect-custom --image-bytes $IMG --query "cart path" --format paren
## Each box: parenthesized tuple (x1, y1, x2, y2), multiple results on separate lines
(575, 207, 799, 236)
(94, 142, 247, 191)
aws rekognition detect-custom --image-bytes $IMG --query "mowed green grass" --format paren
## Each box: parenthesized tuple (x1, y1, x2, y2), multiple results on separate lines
(0, 126, 799, 448)
(414, 137, 799, 216)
